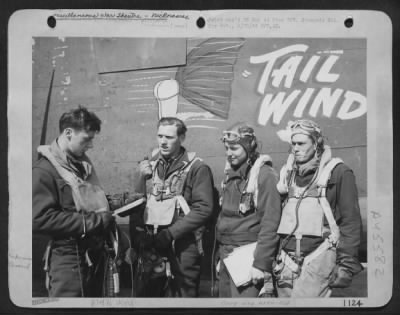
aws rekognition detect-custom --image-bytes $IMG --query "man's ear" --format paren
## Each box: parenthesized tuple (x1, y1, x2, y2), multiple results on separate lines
(64, 128, 73, 140)
(179, 134, 186, 144)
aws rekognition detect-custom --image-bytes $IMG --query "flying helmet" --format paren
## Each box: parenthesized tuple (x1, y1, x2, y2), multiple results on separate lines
(221, 122, 257, 156)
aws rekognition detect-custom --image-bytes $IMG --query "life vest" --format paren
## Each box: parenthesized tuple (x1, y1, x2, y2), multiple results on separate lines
(38, 145, 118, 296)
(144, 152, 202, 231)
(221, 154, 272, 215)
(276, 147, 341, 244)
(37, 145, 110, 215)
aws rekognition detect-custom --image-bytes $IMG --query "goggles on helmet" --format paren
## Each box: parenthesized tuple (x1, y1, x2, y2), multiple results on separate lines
(290, 119, 322, 141)
(221, 130, 254, 143)
(290, 120, 321, 137)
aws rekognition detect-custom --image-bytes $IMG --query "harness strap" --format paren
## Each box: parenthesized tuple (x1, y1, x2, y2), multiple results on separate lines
(277, 152, 342, 264)
(173, 156, 205, 256)
(276, 153, 295, 194)
(146, 153, 204, 256)
(245, 154, 272, 209)
(180, 155, 202, 180)
(221, 155, 272, 209)
(275, 250, 300, 274)
(172, 155, 202, 216)
(38, 146, 80, 186)
(38, 146, 109, 215)
(317, 157, 343, 187)
(150, 151, 199, 173)
(176, 195, 190, 215)
(38, 146, 85, 211)
(317, 157, 343, 244)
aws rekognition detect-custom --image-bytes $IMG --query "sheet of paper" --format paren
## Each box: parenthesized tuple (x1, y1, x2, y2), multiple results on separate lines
(223, 242, 257, 287)
(7, 9, 393, 308)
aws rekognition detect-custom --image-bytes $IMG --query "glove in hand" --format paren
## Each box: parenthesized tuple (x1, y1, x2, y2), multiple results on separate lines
(329, 250, 363, 288)
(139, 158, 152, 179)
(154, 229, 173, 256)
(106, 194, 124, 211)
(329, 265, 353, 288)
(250, 267, 264, 285)
(99, 211, 115, 230)
(124, 192, 145, 205)
(133, 231, 154, 250)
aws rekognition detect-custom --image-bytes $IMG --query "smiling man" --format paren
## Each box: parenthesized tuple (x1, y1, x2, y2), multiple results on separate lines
(33, 106, 114, 297)
(275, 119, 363, 298)
(130, 117, 215, 297)
(215, 122, 281, 297)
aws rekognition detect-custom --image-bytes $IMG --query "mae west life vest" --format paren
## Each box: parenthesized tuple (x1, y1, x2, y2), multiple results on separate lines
(38, 146, 119, 296)
(144, 152, 202, 231)
(276, 149, 341, 244)
(221, 154, 272, 215)
(37, 145, 110, 224)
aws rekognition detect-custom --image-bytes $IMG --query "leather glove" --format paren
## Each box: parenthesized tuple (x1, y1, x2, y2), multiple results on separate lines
(134, 231, 154, 250)
(99, 211, 115, 230)
(139, 157, 152, 180)
(329, 251, 363, 288)
(329, 265, 353, 288)
(124, 192, 145, 205)
(258, 271, 275, 298)
(115, 192, 146, 217)
(250, 266, 265, 285)
(106, 194, 124, 211)
(337, 251, 363, 275)
(154, 229, 173, 256)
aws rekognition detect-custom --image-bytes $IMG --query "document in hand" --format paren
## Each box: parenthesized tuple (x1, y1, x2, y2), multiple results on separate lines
(112, 197, 146, 217)
(223, 242, 257, 287)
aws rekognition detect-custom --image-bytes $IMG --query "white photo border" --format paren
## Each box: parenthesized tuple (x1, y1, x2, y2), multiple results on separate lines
(8, 9, 393, 308)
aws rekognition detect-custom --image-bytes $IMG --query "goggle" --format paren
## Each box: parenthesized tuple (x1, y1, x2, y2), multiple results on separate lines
(290, 120, 321, 134)
(221, 130, 254, 143)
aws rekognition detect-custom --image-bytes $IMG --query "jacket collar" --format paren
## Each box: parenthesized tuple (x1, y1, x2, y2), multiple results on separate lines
(225, 161, 250, 181)
(38, 139, 93, 180)
(153, 147, 192, 178)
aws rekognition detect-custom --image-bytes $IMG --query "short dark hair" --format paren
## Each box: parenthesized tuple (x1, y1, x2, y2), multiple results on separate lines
(59, 106, 101, 133)
(157, 117, 187, 136)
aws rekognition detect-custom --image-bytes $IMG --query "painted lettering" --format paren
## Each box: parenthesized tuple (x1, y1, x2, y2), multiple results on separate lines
(309, 88, 343, 117)
(250, 45, 366, 125)
(316, 55, 340, 82)
(337, 91, 367, 120)
(250, 44, 308, 94)
(299, 55, 320, 82)
(271, 55, 303, 88)
(294, 88, 315, 117)
(258, 90, 301, 125)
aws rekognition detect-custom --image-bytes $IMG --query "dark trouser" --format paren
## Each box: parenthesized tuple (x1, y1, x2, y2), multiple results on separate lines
(131, 228, 202, 297)
(48, 243, 105, 297)
(168, 235, 202, 297)
(218, 245, 262, 297)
